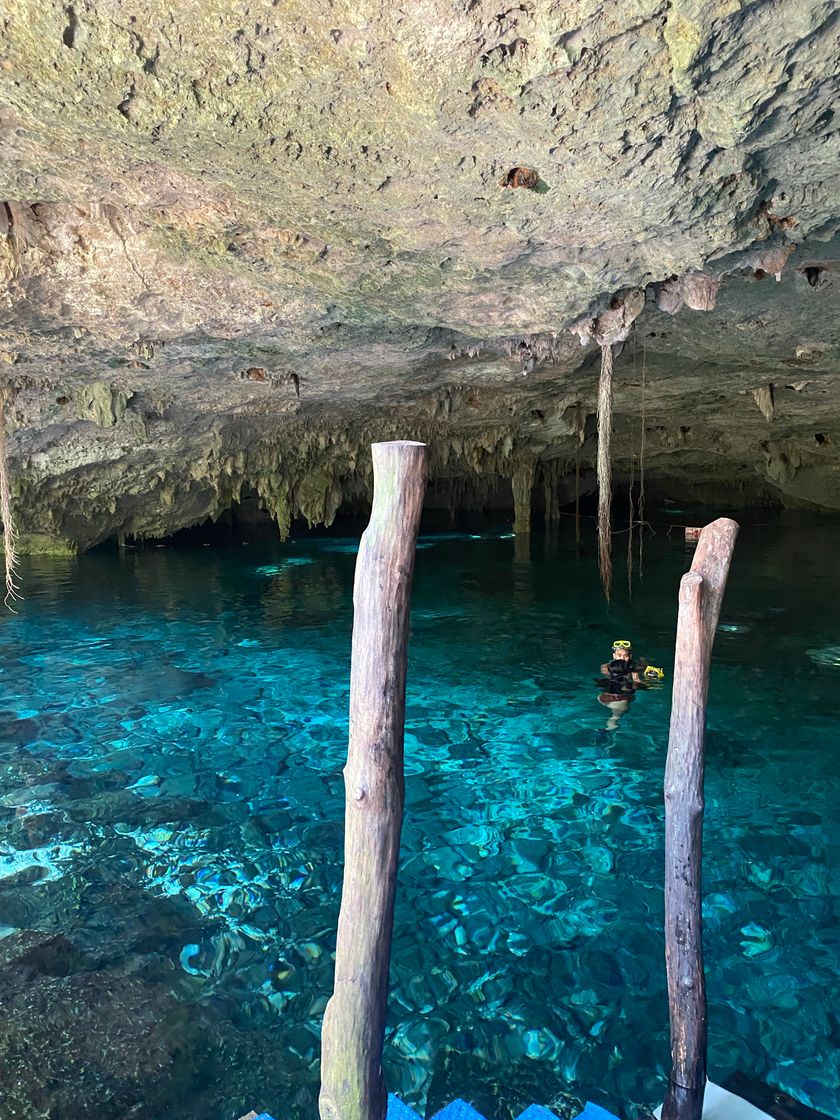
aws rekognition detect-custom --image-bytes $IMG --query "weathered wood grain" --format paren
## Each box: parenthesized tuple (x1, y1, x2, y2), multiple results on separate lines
(319, 440, 428, 1120)
(663, 517, 738, 1120)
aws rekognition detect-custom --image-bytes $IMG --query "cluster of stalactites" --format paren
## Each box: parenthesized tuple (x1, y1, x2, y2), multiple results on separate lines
(245, 428, 533, 539)
(11, 421, 571, 551)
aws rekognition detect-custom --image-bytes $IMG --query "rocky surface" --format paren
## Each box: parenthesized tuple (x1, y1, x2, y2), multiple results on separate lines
(0, 0, 839, 550)
(0, 742, 323, 1119)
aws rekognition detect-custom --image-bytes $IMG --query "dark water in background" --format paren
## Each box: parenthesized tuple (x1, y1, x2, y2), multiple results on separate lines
(0, 510, 838, 1120)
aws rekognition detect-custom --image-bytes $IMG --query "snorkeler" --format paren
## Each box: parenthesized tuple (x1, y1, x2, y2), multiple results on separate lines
(600, 639, 643, 692)
(596, 640, 663, 731)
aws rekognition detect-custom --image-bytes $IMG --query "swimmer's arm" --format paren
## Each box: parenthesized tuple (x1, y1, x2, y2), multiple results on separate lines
(600, 662, 610, 675)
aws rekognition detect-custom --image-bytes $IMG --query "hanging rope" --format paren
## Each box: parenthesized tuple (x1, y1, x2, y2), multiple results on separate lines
(0, 386, 20, 608)
(597, 343, 614, 601)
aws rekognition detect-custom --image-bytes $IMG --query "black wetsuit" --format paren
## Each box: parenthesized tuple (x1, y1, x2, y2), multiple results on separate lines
(606, 658, 636, 694)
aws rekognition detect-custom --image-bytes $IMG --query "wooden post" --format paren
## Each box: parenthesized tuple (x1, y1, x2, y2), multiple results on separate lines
(319, 440, 428, 1120)
(663, 517, 738, 1120)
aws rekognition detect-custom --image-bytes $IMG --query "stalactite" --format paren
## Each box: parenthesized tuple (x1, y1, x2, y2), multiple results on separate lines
(543, 459, 561, 527)
(448, 478, 464, 525)
(0, 386, 20, 606)
(597, 344, 614, 601)
(512, 460, 535, 535)
(753, 384, 775, 422)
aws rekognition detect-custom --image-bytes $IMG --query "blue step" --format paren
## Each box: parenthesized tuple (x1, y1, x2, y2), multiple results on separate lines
(575, 1106, 622, 1120)
(431, 1101, 488, 1120)
(244, 1098, 621, 1120)
(388, 1094, 620, 1120)
(388, 1097, 424, 1120)
(515, 1106, 563, 1120)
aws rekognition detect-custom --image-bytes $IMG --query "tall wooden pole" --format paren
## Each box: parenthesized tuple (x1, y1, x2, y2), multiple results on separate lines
(320, 440, 428, 1120)
(663, 517, 738, 1120)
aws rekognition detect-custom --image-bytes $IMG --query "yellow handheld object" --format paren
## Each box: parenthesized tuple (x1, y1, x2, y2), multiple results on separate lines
(643, 666, 665, 680)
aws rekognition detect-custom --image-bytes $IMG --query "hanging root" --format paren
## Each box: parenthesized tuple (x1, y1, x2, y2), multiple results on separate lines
(627, 327, 637, 597)
(639, 336, 647, 580)
(574, 402, 583, 545)
(627, 451, 635, 598)
(597, 344, 613, 601)
(0, 388, 20, 608)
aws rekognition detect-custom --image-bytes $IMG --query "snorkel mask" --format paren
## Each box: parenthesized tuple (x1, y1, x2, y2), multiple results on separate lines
(612, 639, 632, 651)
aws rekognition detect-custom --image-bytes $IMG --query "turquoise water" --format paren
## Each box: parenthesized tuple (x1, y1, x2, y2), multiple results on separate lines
(0, 513, 838, 1120)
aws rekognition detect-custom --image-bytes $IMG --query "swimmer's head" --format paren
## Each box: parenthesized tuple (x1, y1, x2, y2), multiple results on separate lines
(612, 640, 632, 660)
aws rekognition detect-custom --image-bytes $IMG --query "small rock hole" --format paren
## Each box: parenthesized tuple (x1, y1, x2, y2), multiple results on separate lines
(62, 6, 78, 47)
(499, 166, 539, 189)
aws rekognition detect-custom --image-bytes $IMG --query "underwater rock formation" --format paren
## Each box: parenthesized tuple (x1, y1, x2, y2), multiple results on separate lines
(0, 2, 838, 549)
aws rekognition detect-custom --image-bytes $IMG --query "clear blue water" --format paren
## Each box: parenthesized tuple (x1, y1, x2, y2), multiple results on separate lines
(0, 512, 838, 1120)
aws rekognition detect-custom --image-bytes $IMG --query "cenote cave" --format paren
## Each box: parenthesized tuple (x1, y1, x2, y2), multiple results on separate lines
(0, 4, 838, 1120)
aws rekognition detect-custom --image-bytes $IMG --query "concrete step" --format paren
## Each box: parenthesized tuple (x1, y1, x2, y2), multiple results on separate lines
(654, 1081, 774, 1120)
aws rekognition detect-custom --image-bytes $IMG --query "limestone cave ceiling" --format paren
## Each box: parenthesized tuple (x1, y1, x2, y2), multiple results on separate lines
(0, 0, 839, 549)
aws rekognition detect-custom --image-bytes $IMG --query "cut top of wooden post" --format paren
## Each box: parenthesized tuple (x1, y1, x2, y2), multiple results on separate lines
(369, 441, 427, 505)
(371, 440, 427, 459)
(689, 518, 739, 651)
(364, 442, 428, 560)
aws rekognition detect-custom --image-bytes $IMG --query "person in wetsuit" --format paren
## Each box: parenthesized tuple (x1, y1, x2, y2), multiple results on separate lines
(601, 642, 643, 692)
(597, 640, 643, 730)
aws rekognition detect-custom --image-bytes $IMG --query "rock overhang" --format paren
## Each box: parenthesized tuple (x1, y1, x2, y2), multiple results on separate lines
(0, 0, 838, 550)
